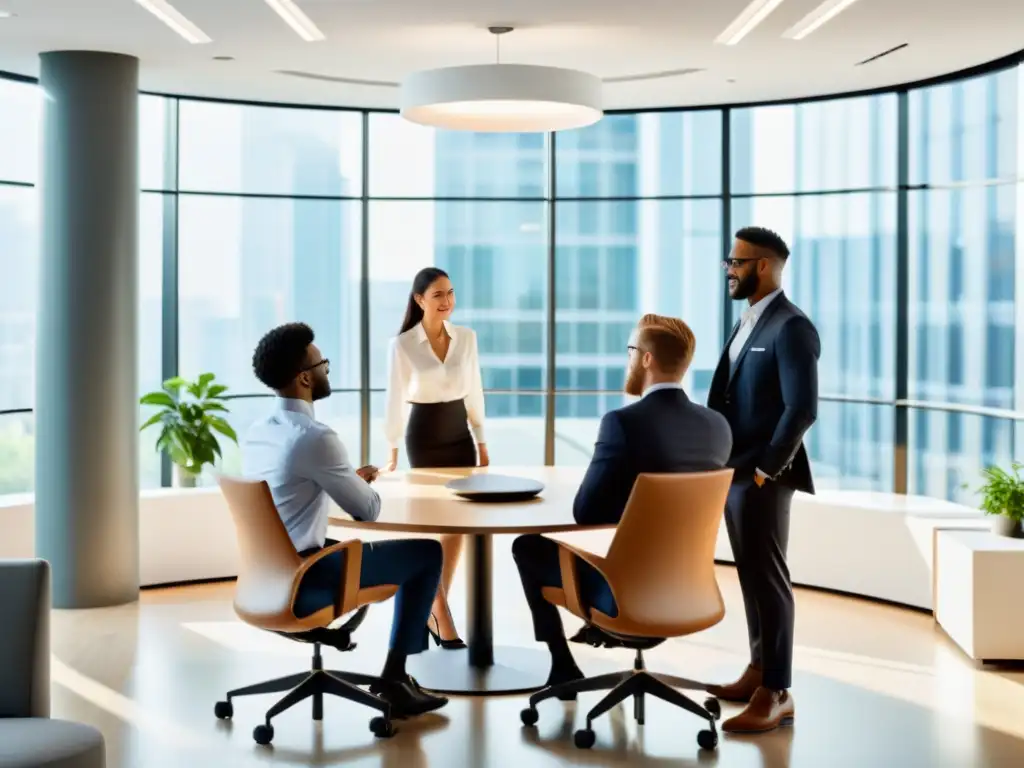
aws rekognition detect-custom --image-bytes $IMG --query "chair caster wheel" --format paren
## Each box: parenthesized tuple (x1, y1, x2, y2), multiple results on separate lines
(253, 724, 274, 746)
(697, 728, 718, 751)
(370, 717, 395, 738)
(574, 728, 596, 749)
(703, 697, 721, 720)
(214, 700, 233, 720)
(520, 707, 539, 727)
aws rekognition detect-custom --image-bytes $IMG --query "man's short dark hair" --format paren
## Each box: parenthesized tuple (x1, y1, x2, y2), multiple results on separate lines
(252, 322, 315, 391)
(736, 226, 790, 259)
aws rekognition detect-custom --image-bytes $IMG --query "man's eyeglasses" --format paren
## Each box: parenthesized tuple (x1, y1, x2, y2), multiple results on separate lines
(721, 257, 762, 270)
(301, 359, 329, 373)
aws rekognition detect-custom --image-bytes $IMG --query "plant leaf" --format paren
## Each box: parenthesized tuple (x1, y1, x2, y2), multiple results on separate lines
(207, 416, 238, 444)
(162, 376, 186, 394)
(976, 462, 1024, 520)
(205, 384, 228, 400)
(139, 413, 164, 432)
(140, 392, 176, 408)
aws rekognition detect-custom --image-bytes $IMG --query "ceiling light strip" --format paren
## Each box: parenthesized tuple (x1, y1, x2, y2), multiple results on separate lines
(264, 0, 325, 42)
(783, 0, 861, 40)
(134, 0, 211, 44)
(714, 0, 787, 46)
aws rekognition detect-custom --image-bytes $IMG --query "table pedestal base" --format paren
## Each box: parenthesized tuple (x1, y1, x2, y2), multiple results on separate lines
(408, 645, 555, 696)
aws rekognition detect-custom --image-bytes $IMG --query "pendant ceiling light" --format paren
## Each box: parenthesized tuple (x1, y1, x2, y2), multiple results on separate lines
(400, 27, 603, 133)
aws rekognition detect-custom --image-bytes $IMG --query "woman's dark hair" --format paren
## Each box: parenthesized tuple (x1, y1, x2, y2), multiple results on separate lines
(399, 267, 450, 334)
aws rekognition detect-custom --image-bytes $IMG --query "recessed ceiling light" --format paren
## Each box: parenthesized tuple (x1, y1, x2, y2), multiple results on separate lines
(134, 0, 212, 44)
(783, 0, 862, 40)
(0, 10, 15, 18)
(715, 0, 787, 46)
(264, 0, 325, 42)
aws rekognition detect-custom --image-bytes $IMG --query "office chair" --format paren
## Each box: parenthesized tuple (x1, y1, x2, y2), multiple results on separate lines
(519, 470, 734, 753)
(213, 476, 400, 745)
(0, 558, 106, 767)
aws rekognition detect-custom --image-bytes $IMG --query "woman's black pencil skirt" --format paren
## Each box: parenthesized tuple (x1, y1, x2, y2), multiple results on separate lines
(405, 399, 478, 469)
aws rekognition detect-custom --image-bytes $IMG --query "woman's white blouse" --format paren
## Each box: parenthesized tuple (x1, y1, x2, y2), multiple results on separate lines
(384, 321, 487, 450)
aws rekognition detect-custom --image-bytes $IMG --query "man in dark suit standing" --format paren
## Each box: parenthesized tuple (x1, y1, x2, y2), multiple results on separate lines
(706, 227, 820, 734)
(512, 314, 733, 687)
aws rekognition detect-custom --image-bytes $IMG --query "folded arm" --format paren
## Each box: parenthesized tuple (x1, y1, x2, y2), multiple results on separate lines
(300, 429, 381, 523)
(573, 411, 631, 526)
(759, 316, 820, 479)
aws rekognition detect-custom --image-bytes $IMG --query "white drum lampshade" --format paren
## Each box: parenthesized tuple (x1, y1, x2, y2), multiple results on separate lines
(399, 63, 604, 133)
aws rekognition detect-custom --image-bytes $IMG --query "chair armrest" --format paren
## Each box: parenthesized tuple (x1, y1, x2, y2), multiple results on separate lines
(542, 538, 617, 622)
(292, 539, 363, 618)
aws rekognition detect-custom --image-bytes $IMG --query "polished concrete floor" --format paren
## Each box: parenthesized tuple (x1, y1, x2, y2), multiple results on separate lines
(49, 534, 1024, 767)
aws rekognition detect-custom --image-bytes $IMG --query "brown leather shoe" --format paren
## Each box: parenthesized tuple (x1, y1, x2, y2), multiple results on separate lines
(705, 664, 763, 703)
(721, 687, 795, 734)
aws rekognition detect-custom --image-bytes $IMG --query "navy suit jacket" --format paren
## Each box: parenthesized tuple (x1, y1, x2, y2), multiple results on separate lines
(707, 292, 820, 493)
(572, 388, 733, 527)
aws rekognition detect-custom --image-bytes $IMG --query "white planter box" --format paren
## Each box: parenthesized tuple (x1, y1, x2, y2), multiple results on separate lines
(935, 529, 1024, 661)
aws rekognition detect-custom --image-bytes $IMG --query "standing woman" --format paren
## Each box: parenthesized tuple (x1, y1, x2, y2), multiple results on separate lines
(384, 267, 489, 649)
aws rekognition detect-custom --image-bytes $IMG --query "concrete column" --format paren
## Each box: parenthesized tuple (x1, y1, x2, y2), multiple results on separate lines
(35, 51, 140, 608)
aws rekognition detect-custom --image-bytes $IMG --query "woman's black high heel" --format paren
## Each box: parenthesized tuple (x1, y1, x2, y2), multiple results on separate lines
(428, 614, 467, 650)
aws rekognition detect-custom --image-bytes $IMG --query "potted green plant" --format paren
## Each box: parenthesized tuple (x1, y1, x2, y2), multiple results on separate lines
(972, 462, 1024, 539)
(139, 373, 238, 487)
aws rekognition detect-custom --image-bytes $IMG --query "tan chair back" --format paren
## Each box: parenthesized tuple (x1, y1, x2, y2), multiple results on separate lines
(597, 469, 733, 637)
(217, 474, 342, 633)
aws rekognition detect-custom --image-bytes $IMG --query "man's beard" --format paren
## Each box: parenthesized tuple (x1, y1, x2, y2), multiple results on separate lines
(729, 270, 759, 301)
(311, 377, 332, 401)
(624, 363, 645, 397)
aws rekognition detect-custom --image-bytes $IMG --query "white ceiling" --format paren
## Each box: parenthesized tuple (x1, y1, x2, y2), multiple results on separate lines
(0, 0, 1020, 110)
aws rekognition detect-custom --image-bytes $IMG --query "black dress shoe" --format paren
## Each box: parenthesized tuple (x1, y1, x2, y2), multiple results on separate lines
(568, 625, 591, 644)
(372, 677, 449, 719)
(569, 624, 626, 649)
(545, 664, 585, 701)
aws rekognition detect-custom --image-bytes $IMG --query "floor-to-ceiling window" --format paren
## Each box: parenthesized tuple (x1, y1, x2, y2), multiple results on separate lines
(0, 82, 165, 492)
(0, 79, 39, 494)
(553, 111, 723, 464)
(365, 115, 549, 467)
(730, 95, 899, 491)
(0, 59, 1021, 501)
(907, 67, 1021, 503)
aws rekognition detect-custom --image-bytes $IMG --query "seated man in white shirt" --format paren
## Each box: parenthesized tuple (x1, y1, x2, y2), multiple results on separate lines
(243, 322, 447, 719)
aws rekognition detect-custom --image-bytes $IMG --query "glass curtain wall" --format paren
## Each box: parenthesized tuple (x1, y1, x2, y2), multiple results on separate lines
(0, 60, 1021, 503)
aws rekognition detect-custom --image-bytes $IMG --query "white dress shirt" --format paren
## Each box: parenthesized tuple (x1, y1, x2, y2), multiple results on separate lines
(242, 398, 380, 552)
(384, 321, 486, 450)
(729, 288, 782, 363)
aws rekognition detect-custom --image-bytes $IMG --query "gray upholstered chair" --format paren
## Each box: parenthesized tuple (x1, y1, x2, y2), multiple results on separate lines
(0, 559, 106, 768)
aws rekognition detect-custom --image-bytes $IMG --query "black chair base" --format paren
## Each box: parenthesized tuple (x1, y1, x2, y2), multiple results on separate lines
(520, 650, 721, 753)
(214, 641, 395, 745)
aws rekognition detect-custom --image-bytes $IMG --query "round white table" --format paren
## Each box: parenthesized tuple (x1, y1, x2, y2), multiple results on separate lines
(328, 466, 614, 696)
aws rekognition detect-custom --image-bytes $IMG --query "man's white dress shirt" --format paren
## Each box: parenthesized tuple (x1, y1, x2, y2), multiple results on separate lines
(729, 288, 782, 364)
(243, 397, 380, 552)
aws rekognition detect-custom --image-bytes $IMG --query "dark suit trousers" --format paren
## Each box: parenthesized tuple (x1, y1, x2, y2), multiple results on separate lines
(512, 534, 617, 644)
(724, 478, 796, 691)
(295, 538, 442, 656)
